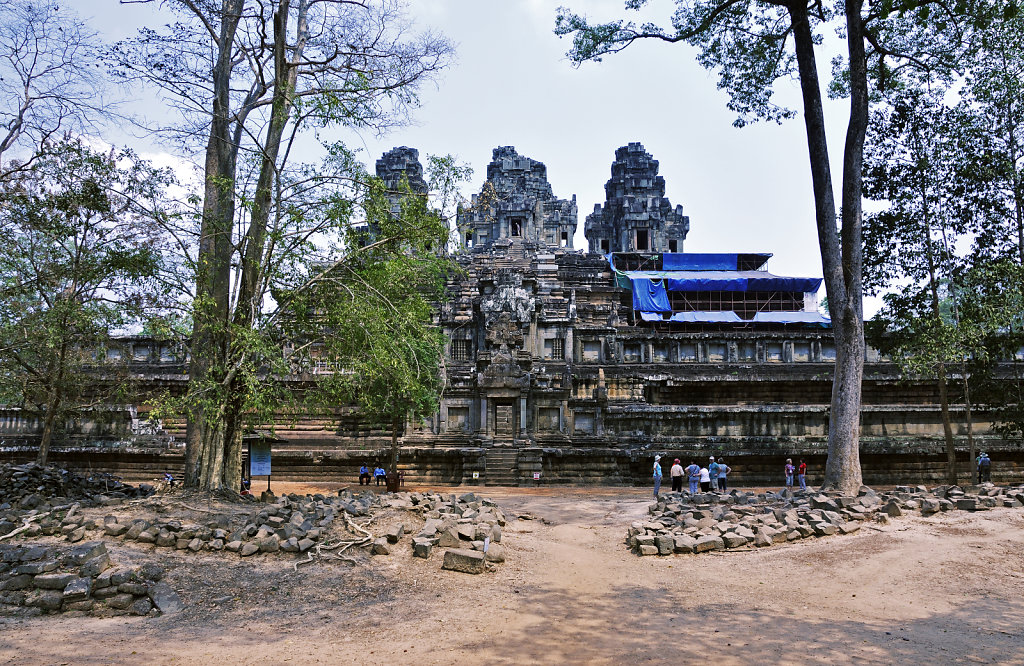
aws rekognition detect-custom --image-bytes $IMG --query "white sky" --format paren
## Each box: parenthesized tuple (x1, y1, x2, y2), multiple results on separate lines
(82, 0, 879, 313)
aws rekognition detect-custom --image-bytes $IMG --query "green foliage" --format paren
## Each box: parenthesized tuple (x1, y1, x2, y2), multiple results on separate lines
(282, 172, 455, 428)
(0, 139, 176, 432)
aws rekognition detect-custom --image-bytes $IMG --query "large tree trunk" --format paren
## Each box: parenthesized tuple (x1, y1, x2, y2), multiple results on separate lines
(36, 391, 60, 466)
(790, 1, 865, 493)
(186, 0, 245, 490)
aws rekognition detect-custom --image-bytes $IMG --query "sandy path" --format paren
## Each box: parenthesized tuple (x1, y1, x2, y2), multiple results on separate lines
(1, 487, 1023, 664)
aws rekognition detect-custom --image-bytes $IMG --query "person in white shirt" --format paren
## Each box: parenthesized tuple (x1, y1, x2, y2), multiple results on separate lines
(699, 466, 712, 492)
(670, 459, 684, 492)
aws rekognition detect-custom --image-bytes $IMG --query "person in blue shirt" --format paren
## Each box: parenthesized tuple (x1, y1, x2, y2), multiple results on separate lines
(685, 461, 700, 494)
(652, 455, 663, 499)
(359, 464, 371, 486)
(374, 466, 386, 486)
(978, 453, 991, 483)
(708, 457, 720, 491)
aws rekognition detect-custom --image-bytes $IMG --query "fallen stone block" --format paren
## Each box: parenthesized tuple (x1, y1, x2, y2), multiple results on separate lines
(722, 533, 747, 549)
(655, 535, 674, 555)
(673, 535, 696, 553)
(484, 544, 505, 563)
(24, 589, 63, 611)
(33, 573, 77, 590)
(148, 582, 184, 615)
(412, 538, 433, 559)
(441, 548, 486, 574)
(62, 577, 91, 601)
(694, 536, 724, 553)
(130, 597, 153, 616)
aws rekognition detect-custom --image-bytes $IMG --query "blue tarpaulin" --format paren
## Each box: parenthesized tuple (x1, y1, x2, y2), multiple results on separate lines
(620, 270, 822, 294)
(662, 253, 739, 271)
(631, 278, 671, 312)
(640, 311, 828, 325)
(752, 312, 831, 326)
(664, 272, 822, 293)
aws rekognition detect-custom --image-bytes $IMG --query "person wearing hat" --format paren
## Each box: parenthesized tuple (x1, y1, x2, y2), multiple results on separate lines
(652, 455, 663, 499)
(978, 452, 991, 483)
(670, 458, 684, 492)
(708, 456, 720, 491)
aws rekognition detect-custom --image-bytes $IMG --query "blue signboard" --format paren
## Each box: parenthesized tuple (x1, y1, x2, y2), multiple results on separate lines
(250, 441, 272, 477)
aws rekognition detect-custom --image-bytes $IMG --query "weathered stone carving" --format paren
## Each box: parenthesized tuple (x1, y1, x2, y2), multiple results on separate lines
(585, 142, 690, 254)
(457, 146, 577, 250)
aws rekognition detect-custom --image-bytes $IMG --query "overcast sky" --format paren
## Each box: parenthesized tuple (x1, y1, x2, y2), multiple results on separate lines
(84, 0, 875, 310)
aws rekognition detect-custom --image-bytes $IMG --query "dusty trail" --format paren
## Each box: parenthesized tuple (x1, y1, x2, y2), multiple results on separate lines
(1, 486, 1023, 665)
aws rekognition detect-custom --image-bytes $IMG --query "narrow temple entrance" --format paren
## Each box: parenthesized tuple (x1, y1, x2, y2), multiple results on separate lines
(495, 402, 514, 438)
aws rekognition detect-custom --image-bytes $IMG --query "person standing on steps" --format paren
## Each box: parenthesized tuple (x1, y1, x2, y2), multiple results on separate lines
(784, 458, 795, 489)
(797, 459, 807, 491)
(652, 455, 663, 499)
(716, 459, 731, 491)
(670, 458, 684, 493)
(708, 457, 720, 492)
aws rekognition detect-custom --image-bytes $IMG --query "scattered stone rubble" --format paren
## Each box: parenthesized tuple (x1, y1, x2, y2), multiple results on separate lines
(630, 483, 1024, 556)
(382, 491, 506, 574)
(0, 541, 181, 617)
(0, 463, 155, 510)
(2, 483, 508, 577)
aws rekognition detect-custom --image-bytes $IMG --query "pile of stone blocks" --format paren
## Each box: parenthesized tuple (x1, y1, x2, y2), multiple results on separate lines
(104, 490, 380, 557)
(0, 541, 182, 617)
(377, 492, 506, 573)
(0, 463, 154, 511)
(630, 483, 1024, 556)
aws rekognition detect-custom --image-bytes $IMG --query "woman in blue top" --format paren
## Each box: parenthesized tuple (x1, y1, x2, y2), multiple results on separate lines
(652, 455, 663, 499)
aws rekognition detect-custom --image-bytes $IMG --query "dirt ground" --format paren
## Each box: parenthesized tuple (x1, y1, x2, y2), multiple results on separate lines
(2, 482, 1023, 665)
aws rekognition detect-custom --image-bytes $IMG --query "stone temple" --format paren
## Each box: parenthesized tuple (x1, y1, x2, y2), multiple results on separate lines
(1, 143, 1019, 485)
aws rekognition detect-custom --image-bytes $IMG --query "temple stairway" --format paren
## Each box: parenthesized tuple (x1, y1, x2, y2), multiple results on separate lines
(485, 447, 519, 486)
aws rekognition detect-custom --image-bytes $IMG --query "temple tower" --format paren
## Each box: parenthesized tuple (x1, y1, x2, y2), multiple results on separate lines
(585, 142, 689, 254)
(457, 146, 577, 250)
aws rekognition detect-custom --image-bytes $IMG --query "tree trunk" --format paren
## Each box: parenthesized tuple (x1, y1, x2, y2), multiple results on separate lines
(186, 0, 245, 489)
(790, 1, 865, 493)
(390, 415, 401, 474)
(36, 391, 60, 466)
(935, 365, 958, 484)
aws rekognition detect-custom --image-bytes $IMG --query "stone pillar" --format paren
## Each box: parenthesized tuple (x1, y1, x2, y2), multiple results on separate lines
(520, 397, 527, 433)
(480, 397, 488, 436)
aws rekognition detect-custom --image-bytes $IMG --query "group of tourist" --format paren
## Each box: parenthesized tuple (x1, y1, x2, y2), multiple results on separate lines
(783, 458, 808, 490)
(652, 455, 732, 498)
(651, 450, 998, 499)
(358, 464, 388, 486)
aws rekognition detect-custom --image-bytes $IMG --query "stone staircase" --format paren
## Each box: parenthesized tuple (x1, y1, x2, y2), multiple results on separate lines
(484, 447, 519, 486)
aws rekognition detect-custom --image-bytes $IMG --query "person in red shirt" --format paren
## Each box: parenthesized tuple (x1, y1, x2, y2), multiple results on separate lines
(797, 459, 808, 490)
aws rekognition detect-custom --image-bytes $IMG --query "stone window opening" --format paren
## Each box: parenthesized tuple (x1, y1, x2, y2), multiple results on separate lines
(465, 231, 473, 247)
(600, 239, 610, 253)
(545, 337, 565, 360)
(560, 231, 568, 247)
(668, 239, 678, 253)
(636, 229, 649, 251)
(451, 339, 472, 362)
(510, 219, 522, 237)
